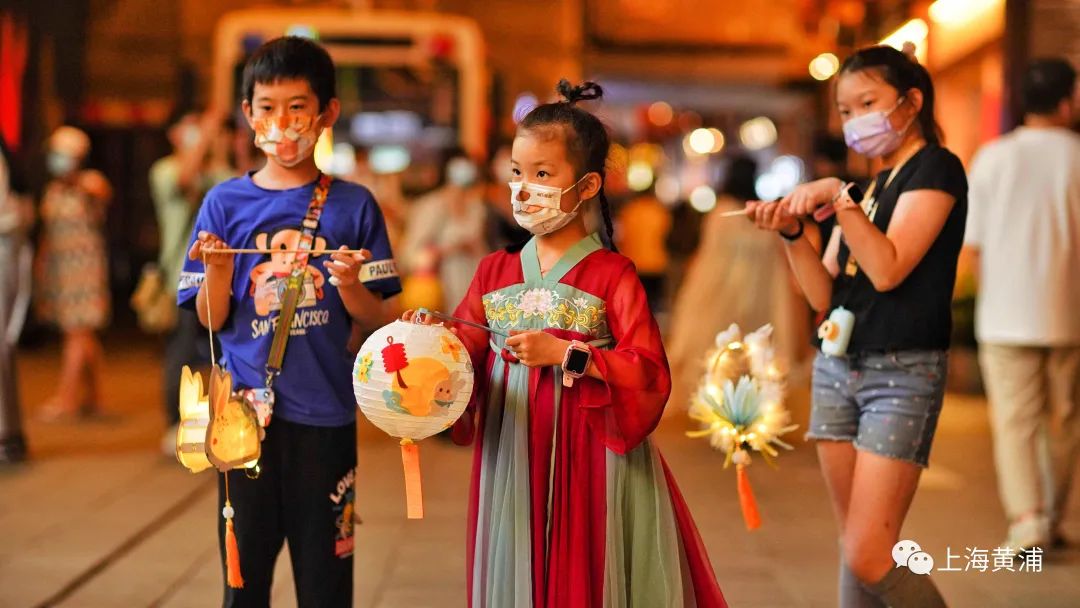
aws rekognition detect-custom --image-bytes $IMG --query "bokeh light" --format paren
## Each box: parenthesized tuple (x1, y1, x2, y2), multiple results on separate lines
(689, 185, 717, 213)
(655, 175, 681, 206)
(687, 128, 717, 156)
(739, 117, 778, 150)
(627, 161, 655, 192)
(647, 101, 674, 127)
(707, 128, 726, 153)
(809, 53, 840, 81)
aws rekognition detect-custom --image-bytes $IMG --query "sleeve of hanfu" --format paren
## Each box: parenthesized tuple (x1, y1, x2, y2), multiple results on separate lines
(578, 260, 671, 454)
(449, 258, 491, 445)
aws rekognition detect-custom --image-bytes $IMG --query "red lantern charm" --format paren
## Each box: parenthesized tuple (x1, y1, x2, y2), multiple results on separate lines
(382, 336, 410, 388)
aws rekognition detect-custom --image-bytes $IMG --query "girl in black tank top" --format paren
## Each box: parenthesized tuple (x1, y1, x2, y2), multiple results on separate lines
(746, 45, 964, 608)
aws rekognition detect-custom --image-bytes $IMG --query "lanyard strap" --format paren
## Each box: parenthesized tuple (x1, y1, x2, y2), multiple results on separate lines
(858, 143, 923, 222)
(843, 145, 923, 277)
(265, 173, 332, 385)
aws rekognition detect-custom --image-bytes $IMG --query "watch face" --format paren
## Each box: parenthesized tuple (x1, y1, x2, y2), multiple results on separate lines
(566, 348, 590, 374)
(847, 184, 865, 204)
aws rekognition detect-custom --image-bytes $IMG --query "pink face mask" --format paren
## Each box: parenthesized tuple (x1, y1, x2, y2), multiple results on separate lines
(842, 98, 914, 157)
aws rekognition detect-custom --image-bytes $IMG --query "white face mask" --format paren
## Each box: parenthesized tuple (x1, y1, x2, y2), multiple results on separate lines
(47, 152, 77, 177)
(179, 124, 201, 150)
(446, 157, 478, 187)
(509, 175, 588, 236)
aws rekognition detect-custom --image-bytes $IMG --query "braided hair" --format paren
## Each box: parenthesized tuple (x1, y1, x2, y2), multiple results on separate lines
(517, 79, 618, 252)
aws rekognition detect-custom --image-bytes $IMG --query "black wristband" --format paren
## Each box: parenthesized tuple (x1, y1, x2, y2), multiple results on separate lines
(779, 220, 804, 242)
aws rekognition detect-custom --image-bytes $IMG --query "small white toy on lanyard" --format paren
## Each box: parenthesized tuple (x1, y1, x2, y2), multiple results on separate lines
(818, 307, 855, 356)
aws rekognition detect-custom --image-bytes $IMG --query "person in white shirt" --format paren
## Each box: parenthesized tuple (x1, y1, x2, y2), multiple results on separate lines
(964, 58, 1080, 553)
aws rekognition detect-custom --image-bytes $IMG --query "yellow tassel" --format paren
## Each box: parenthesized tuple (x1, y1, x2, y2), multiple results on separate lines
(736, 464, 762, 531)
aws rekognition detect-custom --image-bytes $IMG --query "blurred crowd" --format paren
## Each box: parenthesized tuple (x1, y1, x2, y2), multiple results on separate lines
(0, 54, 1077, 569)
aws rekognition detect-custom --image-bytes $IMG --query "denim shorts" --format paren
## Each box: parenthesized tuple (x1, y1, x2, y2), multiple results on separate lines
(806, 350, 948, 467)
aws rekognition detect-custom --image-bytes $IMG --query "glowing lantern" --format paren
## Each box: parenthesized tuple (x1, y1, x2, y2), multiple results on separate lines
(687, 324, 798, 531)
(175, 364, 260, 589)
(176, 366, 213, 473)
(354, 320, 474, 518)
(176, 366, 260, 474)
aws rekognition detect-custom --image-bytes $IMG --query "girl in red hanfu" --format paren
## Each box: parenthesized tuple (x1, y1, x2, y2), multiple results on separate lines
(407, 80, 727, 607)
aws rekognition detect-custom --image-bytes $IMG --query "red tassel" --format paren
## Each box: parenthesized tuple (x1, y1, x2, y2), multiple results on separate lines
(736, 464, 762, 531)
(225, 517, 245, 588)
(400, 439, 424, 519)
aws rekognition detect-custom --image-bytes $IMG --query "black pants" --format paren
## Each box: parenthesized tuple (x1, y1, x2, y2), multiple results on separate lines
(218, 418, 357, 607)
(164, 308, 211, 425)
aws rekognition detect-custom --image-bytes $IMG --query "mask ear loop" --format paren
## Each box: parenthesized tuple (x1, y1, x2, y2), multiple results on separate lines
(564, 172, 600, 214)
(560, 172, 592, 195)
(891, 97, 918, 137)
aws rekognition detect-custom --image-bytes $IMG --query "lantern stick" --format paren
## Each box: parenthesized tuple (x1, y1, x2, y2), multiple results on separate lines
(416, 308, 509, 338)
(400, 439, 424, 519)
(716, 208, 749, 218)
(716, 198, 783, 220)
(206, 248, 371, 255)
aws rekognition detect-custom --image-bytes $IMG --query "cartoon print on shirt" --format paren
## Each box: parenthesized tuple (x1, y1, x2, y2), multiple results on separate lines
(249, 226, 328, 316)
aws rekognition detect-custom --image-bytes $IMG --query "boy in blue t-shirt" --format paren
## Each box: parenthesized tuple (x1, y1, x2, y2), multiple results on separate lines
(177, 37, 401, 606)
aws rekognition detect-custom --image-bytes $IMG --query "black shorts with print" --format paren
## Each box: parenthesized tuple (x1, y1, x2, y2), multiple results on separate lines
(218, 418, 357, 607)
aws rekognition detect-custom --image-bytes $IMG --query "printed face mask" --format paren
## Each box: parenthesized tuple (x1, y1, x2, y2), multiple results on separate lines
(253, 114, 322, 168)
(842, 97, 914, 157)
(509, 175, 589, 236)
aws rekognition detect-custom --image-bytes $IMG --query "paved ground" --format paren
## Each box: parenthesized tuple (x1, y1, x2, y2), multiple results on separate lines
(1, 333, 1078, 607)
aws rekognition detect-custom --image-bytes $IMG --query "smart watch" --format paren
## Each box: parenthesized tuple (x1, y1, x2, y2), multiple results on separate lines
(561, 341, 591, 387)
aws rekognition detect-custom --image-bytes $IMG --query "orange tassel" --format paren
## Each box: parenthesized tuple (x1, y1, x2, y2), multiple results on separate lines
(736, 464, 762, 531)
(225, 517, 245, 588)
(400, 439, 424, 519)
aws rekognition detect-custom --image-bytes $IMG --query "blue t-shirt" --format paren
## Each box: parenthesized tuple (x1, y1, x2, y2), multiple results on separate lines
(177, 174, 402, 427)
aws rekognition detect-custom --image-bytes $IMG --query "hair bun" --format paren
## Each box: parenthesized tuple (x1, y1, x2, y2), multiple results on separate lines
(556, 79, 604, 104)
(901, 42, 918, 62)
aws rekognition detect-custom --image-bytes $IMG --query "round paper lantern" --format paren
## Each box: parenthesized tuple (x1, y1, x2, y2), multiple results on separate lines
(353, 320, 474, 517)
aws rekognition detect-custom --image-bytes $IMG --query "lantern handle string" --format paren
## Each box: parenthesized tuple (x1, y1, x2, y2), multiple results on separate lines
(416, 308, 509, 338)
(202, 251, 217, 365)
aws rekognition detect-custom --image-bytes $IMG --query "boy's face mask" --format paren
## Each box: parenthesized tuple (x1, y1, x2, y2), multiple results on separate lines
(509, 175, 588, 236)
(253, 114, 323, 168)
